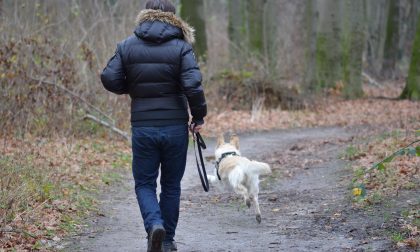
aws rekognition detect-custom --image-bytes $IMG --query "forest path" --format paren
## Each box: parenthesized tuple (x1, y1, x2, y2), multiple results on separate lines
(67, 127, 392, 251)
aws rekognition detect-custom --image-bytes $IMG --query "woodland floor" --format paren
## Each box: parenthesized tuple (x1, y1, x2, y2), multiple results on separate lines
(2, 82, 418, 251)
(65, 126, 417, 252)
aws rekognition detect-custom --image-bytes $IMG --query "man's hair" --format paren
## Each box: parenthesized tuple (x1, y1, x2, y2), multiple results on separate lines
(145, 0, 176, 14)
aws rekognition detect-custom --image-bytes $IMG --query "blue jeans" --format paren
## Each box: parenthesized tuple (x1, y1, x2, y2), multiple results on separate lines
(131, 124, 188, 242)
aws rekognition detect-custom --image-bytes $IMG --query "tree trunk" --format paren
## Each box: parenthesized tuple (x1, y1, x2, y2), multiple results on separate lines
(307, 0, 365, 98)
(341, 0, 365, 98)
(313, 0, 342, 91)
(180, 0, 207, 59)
(381, 0, 399, 79)
(397, 0, 420, 75)
(228, 0, 268, 56)
(401, 12, 420, 100)
(262, 0, 282, 79)
(202, 0, 229, 76)
(247, 0, 266, 54)
(303, 0, 319, 93)
(365, 0, 389, 78)
(228, 0, 248, 53)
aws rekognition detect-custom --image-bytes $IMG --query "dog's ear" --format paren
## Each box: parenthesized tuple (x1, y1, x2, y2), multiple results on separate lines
(230, 134, 239, 150)
(216, 134, 225, 148)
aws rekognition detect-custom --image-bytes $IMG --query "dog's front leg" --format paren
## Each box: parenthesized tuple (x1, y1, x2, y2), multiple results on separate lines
(233, 184, 250, 209)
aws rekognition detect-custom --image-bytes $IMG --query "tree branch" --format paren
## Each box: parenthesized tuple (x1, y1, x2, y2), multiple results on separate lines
(362, 71, 381, 87)
(369, 139, 420, 172)
(84, 114, 129, 142)
(29, 76, 115, 124)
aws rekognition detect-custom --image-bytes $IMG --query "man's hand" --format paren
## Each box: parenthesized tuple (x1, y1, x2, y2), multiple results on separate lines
(189, 123, 203, 133)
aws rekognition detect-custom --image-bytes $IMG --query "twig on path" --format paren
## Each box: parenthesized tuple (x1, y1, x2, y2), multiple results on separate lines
(84, 114, 130, 142)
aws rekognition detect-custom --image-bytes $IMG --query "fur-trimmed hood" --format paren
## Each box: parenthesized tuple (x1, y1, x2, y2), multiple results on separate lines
(135, 9, 195, 44)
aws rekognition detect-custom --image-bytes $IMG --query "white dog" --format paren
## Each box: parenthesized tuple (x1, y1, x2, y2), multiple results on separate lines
(207, 134, 271, 223)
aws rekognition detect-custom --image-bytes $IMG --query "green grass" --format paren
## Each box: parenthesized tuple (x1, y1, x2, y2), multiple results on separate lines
(340, 145, 362, 160)
(112, 152, 131, 169)
(390, 231, 405, 243)
(377, 130, 404, 141)
(101, 172, 123, 185)
(59, 214, 79, 233)
(368, 192, 384, 205)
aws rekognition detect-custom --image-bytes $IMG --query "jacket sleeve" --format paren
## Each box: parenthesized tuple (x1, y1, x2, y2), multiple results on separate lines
(100, 44, 128, 95)
(180, 43, 207, 125)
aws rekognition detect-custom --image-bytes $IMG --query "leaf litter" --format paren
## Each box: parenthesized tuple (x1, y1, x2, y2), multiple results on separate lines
(1, 82, 419, 250)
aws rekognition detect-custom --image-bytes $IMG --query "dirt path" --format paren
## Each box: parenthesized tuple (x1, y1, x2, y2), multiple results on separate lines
(67, 127, 393, 251)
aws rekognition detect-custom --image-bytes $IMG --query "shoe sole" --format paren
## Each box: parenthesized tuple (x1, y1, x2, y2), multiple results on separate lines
(148, 227, 166, 252)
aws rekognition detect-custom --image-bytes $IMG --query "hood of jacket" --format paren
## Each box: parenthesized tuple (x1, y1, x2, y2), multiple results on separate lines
(134, 9, 195, 44)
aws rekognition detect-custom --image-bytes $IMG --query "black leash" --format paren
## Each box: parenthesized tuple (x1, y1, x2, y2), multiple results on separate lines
(192, 131, 210, 192)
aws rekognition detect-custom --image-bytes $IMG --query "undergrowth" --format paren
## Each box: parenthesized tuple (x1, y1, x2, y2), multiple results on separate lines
(0, 137, 131, 250)
(347, 129, 420, 249)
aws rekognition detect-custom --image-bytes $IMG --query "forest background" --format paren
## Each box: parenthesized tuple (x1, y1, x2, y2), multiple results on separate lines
(0, 0, 419, 250)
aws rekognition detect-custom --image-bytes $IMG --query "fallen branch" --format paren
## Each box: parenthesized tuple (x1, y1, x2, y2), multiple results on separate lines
(12, 199, 49, 223)
(84, 114, 129, 141)
(0, 229, 37, 238)
(368, 139, 420, 172)
(362, 72, 381, 87)
(29, 76, 115, 125)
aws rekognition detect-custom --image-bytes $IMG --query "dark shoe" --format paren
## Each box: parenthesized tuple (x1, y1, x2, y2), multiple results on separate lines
(162, 241, 177, 251)
(147, 224, 166, 252)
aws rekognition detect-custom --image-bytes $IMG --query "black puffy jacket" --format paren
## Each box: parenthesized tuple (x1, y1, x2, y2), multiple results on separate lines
(101, 9, 207, 127)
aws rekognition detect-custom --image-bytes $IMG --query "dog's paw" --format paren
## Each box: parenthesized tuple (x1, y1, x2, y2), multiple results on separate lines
(246, 199, 251, 208)
(256, 214, 261, 224)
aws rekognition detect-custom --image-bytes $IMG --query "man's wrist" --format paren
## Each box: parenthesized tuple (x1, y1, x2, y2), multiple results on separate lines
(192, 118, 204, 125)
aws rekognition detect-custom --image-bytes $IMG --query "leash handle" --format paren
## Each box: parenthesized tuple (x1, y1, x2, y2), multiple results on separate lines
(192, 131, 209, 192)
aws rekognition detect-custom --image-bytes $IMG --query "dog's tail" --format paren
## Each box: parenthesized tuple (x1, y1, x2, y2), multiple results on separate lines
(249, 161, 271, 175)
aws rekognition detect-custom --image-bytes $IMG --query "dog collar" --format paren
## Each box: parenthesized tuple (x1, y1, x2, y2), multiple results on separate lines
(215, 152, 239, 180)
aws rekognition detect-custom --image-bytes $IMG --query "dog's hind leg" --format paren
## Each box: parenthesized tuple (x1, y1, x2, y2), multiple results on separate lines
(229, 170, 250, 207)
(249, 180, 262, 223)
(249, 194, 262, 223)
(245, 198, 251, 208)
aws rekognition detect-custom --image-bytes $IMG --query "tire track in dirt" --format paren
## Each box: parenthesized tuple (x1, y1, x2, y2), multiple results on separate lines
(67, 127, 392, 251)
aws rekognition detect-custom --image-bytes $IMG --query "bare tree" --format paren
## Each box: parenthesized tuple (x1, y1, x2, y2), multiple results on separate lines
(341, 0, 365, 98)
(311, 0, 342, 91)
(305, 0, 365, 98)
(180, 0, 207, 58)
(247, 0, 266, 54)
(365, 0, 389, 78)
(203, 0, 229, 76)
(401, 11, 420, 100)
(381, 0, 399, 79)
(397, 0, 420, 75)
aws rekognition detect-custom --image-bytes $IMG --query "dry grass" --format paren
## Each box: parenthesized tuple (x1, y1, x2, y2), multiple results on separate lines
(347, 129, 420, 249)
(0, 137, 130, 250)
(202, 98, 420, 136)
